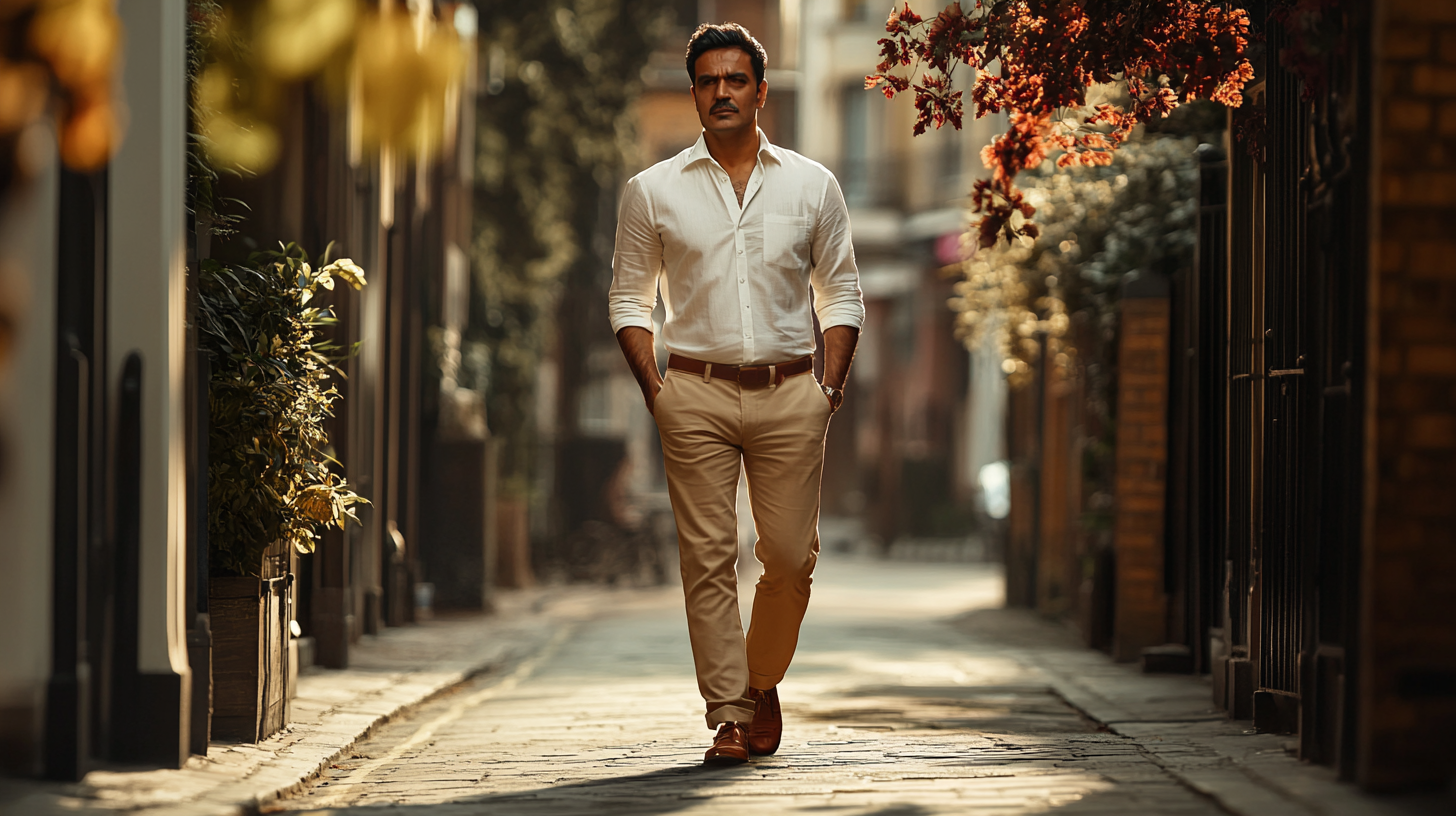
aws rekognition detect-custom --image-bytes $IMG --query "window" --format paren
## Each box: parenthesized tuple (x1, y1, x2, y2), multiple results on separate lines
(839, 83, 891, 208)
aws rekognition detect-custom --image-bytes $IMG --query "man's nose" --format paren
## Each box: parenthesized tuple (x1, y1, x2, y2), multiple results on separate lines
(714, 79, 730, 98)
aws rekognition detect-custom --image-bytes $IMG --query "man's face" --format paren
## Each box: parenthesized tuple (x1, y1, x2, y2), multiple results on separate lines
(690, 47, 766, 135)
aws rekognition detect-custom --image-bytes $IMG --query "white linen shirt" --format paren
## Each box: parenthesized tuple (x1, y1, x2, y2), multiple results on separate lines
(609, 129, 864, 366)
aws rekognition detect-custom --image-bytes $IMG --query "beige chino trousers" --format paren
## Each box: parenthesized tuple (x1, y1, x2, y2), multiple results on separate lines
(654, 366, 831, 729)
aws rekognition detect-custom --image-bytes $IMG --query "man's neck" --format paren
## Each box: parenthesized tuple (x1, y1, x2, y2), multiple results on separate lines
(704, 123, 760, 172)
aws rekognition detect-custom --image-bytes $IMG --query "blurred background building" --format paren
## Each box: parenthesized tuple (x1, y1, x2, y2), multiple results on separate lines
(616, 0, 1008, 567)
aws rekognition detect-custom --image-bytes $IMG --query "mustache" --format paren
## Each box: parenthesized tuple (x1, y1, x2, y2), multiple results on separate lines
(710, 100, 739, 113)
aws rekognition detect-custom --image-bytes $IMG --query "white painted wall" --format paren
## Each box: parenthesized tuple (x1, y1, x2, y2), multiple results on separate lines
(109, 0, 189, 679)
(0, 125, 58, 767)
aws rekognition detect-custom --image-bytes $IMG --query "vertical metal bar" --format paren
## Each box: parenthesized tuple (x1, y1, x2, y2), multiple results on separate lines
(109, 353, 143, 760)
(187, 350, 211, 754)
(45, 332, 88, 780)
(1196, 145, 1228, 675)
(45, 167, 103, 780)
(86, 168, 112, 759)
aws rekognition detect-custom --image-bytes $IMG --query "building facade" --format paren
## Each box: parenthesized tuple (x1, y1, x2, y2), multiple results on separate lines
(0, 0, 483, 778)
(1007, 0, 1456, 791)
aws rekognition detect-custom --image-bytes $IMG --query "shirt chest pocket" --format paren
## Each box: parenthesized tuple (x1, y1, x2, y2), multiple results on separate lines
(762, 214, 811, 272)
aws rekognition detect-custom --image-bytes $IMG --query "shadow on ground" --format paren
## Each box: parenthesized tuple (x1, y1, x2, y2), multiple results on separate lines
(796, 683, 1098, 734)
(948, 608, 1085, 650)
(269, 757, 1206, 816)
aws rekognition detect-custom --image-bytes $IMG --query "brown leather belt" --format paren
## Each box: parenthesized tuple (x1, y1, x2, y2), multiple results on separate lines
(667, 353, 813, 389)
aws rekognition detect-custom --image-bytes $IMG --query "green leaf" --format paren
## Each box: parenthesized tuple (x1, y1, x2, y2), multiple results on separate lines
(198, 239, 371, 578)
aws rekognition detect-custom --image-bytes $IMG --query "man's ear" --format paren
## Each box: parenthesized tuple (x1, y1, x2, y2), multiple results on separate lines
(757, 80, 768, 108)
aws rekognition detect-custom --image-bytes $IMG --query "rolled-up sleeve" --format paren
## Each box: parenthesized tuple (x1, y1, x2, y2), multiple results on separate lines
(809, 173, 865, 332)
(609, 175, 662, 335)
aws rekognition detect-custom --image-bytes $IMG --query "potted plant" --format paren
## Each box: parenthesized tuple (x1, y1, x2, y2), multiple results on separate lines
(197, 242, 367, 742)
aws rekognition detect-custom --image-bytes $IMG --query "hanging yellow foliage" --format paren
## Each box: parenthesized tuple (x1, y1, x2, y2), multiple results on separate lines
(192, 0, 466, 174)
(351, 12, 464, 159)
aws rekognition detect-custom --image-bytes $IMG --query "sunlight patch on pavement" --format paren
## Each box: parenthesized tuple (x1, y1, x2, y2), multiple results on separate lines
(302, 623, 577, 809)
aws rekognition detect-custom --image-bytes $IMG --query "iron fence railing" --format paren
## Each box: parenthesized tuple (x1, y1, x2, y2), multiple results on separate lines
(1258, 18, 1308, 707)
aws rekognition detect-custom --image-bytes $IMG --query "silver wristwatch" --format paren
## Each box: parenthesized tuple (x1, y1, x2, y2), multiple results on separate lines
(821, 384, 844, 413)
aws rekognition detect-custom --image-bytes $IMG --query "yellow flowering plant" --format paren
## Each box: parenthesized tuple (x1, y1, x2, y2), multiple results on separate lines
(197, 242, 368, 576)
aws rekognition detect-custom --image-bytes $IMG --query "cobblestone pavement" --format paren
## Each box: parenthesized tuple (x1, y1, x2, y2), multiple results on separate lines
(266, 558, 1276, 816)
(0, 593, 563, 816)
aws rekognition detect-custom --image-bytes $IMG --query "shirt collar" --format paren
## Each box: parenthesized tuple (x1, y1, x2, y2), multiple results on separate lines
(684, 127, 781, 170)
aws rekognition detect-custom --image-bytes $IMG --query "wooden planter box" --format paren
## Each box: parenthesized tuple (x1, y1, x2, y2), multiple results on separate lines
(209, 572, 291, 742)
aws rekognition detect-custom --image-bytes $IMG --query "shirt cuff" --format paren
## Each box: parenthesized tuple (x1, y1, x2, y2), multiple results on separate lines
(609, 311, 656, 335)
(816, 304, 865, 333)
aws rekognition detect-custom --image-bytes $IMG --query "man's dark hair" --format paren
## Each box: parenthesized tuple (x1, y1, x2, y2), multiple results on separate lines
(685, 23, 767, 87)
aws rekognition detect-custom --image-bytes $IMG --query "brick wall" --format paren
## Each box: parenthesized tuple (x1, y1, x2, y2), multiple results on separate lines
(1112, 294, 1170, 662)
(1361, 0, 1456, 790)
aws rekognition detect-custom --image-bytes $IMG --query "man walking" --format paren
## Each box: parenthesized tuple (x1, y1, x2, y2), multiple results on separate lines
(609, 23, 863, 765)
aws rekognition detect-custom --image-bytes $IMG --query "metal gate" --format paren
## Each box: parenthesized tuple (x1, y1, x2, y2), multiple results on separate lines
(1221, 84, 1264, 720)
(1208, 4, 1370, 769)
(1255, 22, 1308, 732)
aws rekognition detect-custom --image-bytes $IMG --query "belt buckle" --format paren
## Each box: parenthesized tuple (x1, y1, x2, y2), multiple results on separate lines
(739, 364, 769, 389)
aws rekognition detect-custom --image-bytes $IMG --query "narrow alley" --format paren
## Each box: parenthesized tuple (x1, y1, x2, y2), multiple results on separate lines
(262, 558, 1431, 816)
(5, 2, 1456, 810)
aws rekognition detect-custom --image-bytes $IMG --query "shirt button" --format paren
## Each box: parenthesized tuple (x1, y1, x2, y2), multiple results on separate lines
(737, 249, 743, 255)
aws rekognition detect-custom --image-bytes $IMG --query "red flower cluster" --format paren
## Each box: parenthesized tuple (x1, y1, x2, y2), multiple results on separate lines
(867, 0, 1254, 248)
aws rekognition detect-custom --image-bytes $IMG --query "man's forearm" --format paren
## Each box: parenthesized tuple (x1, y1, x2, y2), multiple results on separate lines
(616, 326, 663, 410)
(821, 325, 859, 390)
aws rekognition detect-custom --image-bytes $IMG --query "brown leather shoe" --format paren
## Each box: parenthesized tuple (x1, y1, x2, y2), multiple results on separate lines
(704, 722, 749, 766)
(747, 686, 782, 755)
